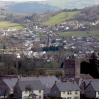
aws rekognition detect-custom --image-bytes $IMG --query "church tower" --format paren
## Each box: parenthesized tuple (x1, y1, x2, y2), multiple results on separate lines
(64, 58, 80, 78)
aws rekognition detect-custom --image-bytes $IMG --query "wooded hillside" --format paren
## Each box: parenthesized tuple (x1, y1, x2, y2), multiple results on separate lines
(75, 4, 99, 22)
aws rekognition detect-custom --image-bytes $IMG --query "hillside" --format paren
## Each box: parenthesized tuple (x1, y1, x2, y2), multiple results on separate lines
(44, 11, 79, 25)
(75, 4, 99, 22)
(0, 21, 23, 29)
(58, 30, 99, 37)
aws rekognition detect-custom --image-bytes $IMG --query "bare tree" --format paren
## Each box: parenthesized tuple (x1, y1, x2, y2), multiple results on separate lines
(25, 85, 33, 99)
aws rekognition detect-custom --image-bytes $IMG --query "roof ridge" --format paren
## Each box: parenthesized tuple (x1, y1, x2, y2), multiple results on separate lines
(20, 80, 40, 82)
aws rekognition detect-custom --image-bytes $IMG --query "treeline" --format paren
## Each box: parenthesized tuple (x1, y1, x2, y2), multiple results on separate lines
(75, 4, 99, 22)
(0, 53, 63, 76)
(62, 8, 81, 12)
(81, 52, 99, 78)
(42, 46, 59, 51)
(0, 55, 36, 76)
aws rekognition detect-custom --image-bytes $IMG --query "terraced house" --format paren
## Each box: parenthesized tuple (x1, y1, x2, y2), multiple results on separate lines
(14, 80, 44, 99)
(50, 81, 80, 99)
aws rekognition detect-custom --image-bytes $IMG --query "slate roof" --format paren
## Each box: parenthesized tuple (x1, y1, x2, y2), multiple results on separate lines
(55, 82, 80, 91)
(19, 76, 60, 85)
(39, 76, 60, 85)
(74, 78, 80, 84)
(18, 80, 44, 91)
(3, 78, 18, 88)
(89, 82, 99, 91)
(44, 84, 53, 94)
(80, 74, 93, 79)
(84, 79, 99, 86)
(19, 77, 39, 81)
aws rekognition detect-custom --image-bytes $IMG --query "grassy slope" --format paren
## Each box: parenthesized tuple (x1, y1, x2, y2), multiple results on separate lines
(0, 21, 23, 29)
(58, 30, 99, 37)
(44, 11, 79, 25)
(96, 20, 99, 24)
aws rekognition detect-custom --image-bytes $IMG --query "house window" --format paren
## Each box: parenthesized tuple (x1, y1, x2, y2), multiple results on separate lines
(63, 98, 66, 99)
(98, 92, 99, 95)
(25, 91, 28, 94)
(39, 95, 41, 99)
(67, 91, 72, 94)
(74, 97, 79, 99)
(63, 91, 65, 94)
(75, 91, 78, 94)
(39, 90, 41, 93)
(67, 97, 71, 99)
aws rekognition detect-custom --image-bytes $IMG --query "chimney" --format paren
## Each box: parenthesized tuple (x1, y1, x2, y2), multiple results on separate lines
(55, 81, 57, 84)
(72, 80, 75, 83)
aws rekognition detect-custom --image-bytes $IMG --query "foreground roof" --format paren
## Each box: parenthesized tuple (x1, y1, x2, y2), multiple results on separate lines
(55, 82, 80, 91)
(3, 78, 18, 88)
(87, 81, 99, 91)
(18, 80, 44, 91)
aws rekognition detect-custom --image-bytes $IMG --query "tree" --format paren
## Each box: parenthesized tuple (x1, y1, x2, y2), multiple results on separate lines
(3, 54, 18, 75)
(25, 85, 33, 99)
(4, 89, 7, 98)
(25, 85, 33, 92)
(89, 52, 99, 78)
(80, 61, 90, 74)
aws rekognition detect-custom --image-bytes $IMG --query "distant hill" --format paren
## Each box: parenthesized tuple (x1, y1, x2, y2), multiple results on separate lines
(1, 0, 99, 14)
(6, 2, 59, 14)
(43, 0, 99, 9)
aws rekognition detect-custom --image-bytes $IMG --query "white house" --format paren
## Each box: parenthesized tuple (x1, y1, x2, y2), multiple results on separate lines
(50, 82, 80, 99)
(85, 81, 99, 98)
(14, 80, 44, 99)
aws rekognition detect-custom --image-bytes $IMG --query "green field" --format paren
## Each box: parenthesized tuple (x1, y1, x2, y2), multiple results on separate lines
(44, 11, 79, 25)
(0, 21, 24, 29)
(0, 62, 3, 66)
(36, 34, 45, 40)
(0, 15, 6, 18)
(58, 30, 99, 37)
(96, 20, 99, 24)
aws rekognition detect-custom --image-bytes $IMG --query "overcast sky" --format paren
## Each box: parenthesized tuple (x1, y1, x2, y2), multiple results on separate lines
(0, 0, 47, 1)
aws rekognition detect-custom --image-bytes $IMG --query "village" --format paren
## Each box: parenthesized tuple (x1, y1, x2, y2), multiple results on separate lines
(0, 9, 99, 99)
(0, 20, 99, 60)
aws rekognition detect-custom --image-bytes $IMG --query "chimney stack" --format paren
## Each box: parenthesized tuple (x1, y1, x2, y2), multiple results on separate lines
(55, 81, 57, 84)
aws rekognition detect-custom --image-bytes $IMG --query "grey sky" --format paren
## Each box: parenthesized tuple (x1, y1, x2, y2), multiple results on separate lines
(0, 0, 47, 1)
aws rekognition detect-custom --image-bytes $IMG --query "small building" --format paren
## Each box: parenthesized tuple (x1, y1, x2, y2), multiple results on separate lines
(64, 59, 80, 78)
(50, 82, 80, 99)
(14, 80, 44, 99)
